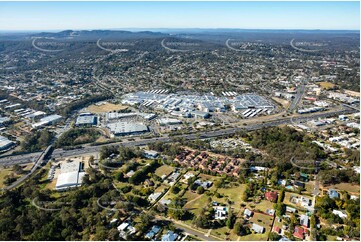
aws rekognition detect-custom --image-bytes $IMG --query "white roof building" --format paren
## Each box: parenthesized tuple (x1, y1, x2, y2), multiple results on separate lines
(55, 171, 86, 191)
(0, 136, 15, 151)
(55, 160, 86, 191)
(333, 210, 348, 219)
(107, 121, 148, 136)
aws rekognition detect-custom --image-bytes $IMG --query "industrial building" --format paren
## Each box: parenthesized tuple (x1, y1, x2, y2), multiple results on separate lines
(0, 135, 15, 151)
(75, 113, 97, 126)
(55, 160, 86, 191)
(157, 118, 182, 126)
(32, 114, 62, 128)
(107, 121, 149, 137)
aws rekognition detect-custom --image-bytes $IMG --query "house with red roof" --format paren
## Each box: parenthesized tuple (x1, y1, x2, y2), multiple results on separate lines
(265, 191, 278, 202)
(293, 226, 305, 240)
(273, 226, 281, 234)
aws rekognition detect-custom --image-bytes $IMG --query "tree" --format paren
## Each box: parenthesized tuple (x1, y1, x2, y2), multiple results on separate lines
(197, 186, 205, 194)
(171, 186, 181, 194)
(226, 211, 236, 229)
(269, 232, 281, 241)
(278, 189, 285, 203)
(234, 222, 242, 235)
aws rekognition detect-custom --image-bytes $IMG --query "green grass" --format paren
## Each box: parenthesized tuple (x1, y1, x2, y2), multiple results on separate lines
(211, 226, 230, 240)
(213, 184, 247, 213)
(0, 168, 14, 188)
(183, 191, 210, 217)
(249, 212, 274, 233)
(239, 232, 269, 241)
(155, 165, 174, 177)
(324, 183, 360, 195)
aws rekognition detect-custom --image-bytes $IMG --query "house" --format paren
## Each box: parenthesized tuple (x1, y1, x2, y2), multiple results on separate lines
(278, 179, 287, 186)
(300, 197, 312, 208)
(252, 223, 265, 234)
(160, 199, 171, 206)
(286, 206, 297, 213)
(279, 237, 291, 241)
(148, 192, 162, 202)
(143, 150, 159, 159)
(294, 181, 305, 189)
(293, 226, 305, 240)
(332, 210, 348, 219)
(117, 221, 137, 240)
(194, 179, 213, 189)
(300, 173, 309, 181)
(214, 206, 228, 220)
(300, 214, 309, 228)
(181, 173, 195, 183)
(273, 226, 281, 234)
(328, 189, 340, 199)
(166, 172, 180, 185)
(145, 225, 161, 239)
(266, 209, 275, 216)
(265, 191, 278, 202)
(125, 170, 135, 178)
(244, 208, 253, 218)
(250, 166, 267, 172)
(144, 179, 154, 187)
(161, 230, 179, 241)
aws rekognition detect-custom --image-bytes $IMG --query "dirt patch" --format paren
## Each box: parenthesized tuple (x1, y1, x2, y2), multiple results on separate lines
(86, 102, 128, 113)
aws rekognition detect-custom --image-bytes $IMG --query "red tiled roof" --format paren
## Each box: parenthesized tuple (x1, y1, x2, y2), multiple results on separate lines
(293, 226, 305, 239)
(265, 191, 278, 202)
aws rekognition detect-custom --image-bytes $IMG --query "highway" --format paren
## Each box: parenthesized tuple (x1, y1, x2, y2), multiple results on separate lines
(288, 83, 306, 112)
(0, 107, 356, 167)
(3, 145, 52, 190)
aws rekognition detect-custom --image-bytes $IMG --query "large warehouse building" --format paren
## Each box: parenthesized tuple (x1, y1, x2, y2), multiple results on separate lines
(0, 135, 15, 151)
(55, 160, 86, 191)
(107, 121, 149, 137)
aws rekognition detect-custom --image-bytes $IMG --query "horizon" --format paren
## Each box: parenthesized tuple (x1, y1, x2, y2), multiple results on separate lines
(0, 1, 359, 31)
(1, 27, 360, 34)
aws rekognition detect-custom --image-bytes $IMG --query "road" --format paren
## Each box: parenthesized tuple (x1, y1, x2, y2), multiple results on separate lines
(288, 83, 306, 112)
(3, 145, 52, 190)
(0, 107, 356, 167)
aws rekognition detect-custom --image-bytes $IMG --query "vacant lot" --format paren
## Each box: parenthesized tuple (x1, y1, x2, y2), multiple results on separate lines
(214, 184, 247, 212)
(0, 168, 14, 188)
(239, 231, 269, 241)
(183, 190, 210, 217)
(87, 102, 128, 113)
(272, 97, 290, 108)
(324, 183, 360, 195)
(319, 82, 335, 89)
(155, 165, 174, 178)
(249, 212, 274, 233)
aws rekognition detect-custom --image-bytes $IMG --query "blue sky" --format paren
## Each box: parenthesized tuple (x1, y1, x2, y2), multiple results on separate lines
(0, 1, 359, 31)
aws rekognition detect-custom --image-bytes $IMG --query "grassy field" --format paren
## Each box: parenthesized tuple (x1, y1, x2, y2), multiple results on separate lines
(323, 183, 360, 195)
(272, 97, 290, 108)
(155, 165, 174, 177)
(183, 191, 210, 217)
(0, 168, 14, 188)
(239, 232, 269, 241)
(249, 212, 274, 233)
(87, 102, 128, 113)
(211, 226, 231, 240)
(214, 184, 247, 213)
(319, 82, 336, 89)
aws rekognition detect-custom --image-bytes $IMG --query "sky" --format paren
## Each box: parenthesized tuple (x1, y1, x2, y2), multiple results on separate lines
(0, 1, 359, 31)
